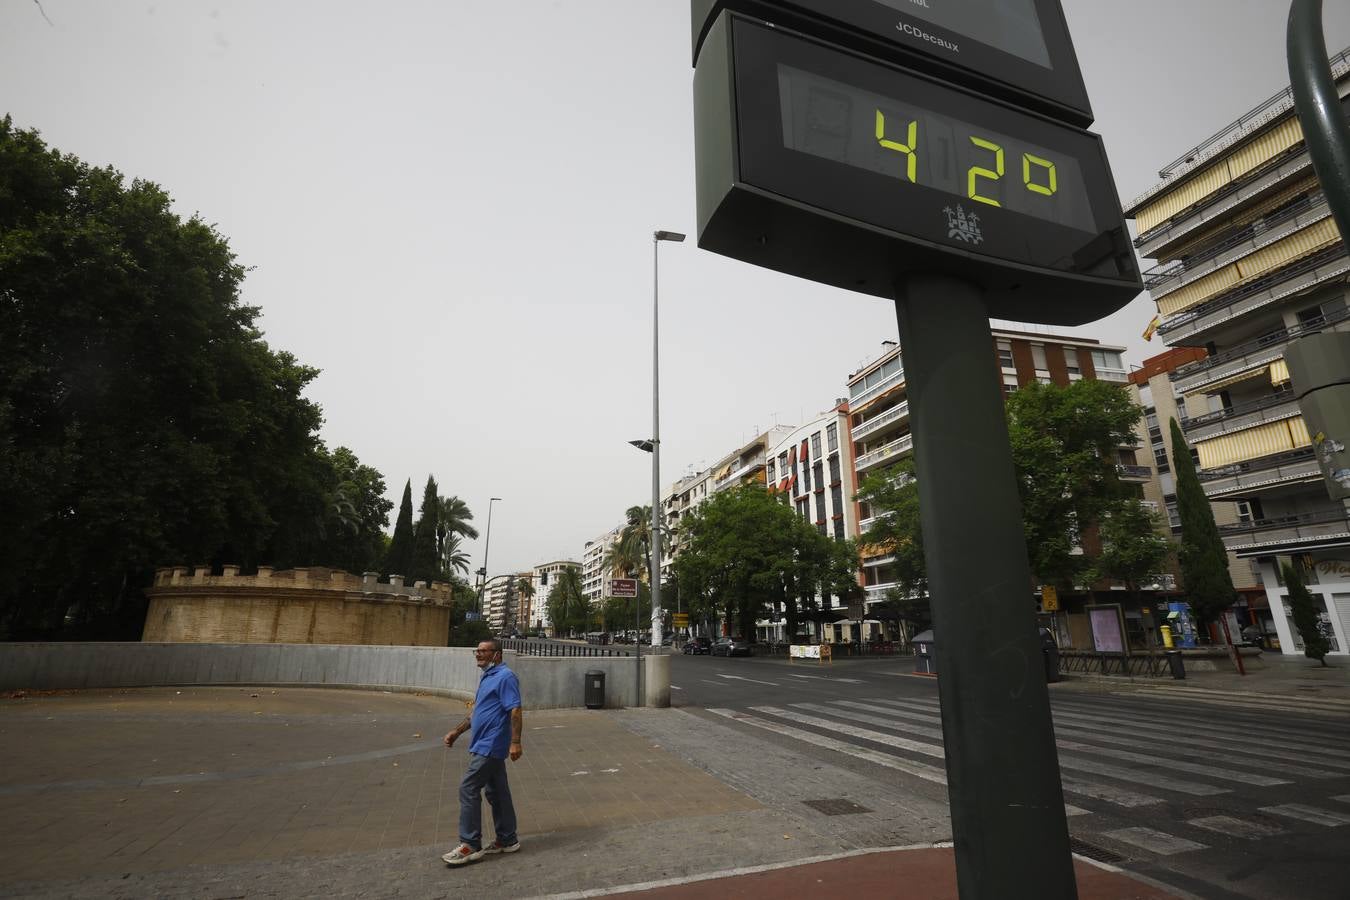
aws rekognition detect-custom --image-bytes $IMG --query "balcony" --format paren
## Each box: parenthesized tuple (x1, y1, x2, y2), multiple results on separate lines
(865, 582, 898, 600)
(1095, 367, 1129, 383)
(1157, 246, 1350, 346)
(851, 400, 910, 442)
(849, 366, 905, 410)
(855, 434, 914, 473)
(1169, 304, 1350, 394)
(1198, 446, 1321, 499)
(1219, 507, 1350, 556)
(1181, 391, 1302, 444)
(714, 459, 763, 492)
(1116, 464, 1152, 482)
(1135, 145, 1319, 260)
(1144, 194, 1332, 298)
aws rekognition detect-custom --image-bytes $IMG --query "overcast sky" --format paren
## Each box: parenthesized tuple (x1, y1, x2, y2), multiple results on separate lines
(5, 1, 1350, 578)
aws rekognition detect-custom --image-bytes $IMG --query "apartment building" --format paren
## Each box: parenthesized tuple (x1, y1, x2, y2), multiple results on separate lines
(755, 405, 858, 643)
(1122, 49, 1350, 656)
(846, 331, 1137, 617)
(660, 467, 715, 584)
(710, 426, 798, 496)
(1128, 348, 1269, 641)
(581, 526, 621, 608)
(531, 559, 579, 635)
(486, 573, 531, 634)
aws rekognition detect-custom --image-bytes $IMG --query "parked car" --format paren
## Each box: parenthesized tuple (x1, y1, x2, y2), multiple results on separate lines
(682, 637, 711, 655)
(711, 637, 751, 657)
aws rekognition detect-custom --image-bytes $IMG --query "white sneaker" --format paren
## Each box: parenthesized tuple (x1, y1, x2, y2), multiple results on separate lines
(443, 843, 484, 866)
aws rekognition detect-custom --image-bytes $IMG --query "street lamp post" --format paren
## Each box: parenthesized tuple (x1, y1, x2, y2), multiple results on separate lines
(648, 229, 684, 649)
(477, 497, 501, 616)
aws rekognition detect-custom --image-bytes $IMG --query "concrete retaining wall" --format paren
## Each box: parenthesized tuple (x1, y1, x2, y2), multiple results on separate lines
(0, 643, 656, 709)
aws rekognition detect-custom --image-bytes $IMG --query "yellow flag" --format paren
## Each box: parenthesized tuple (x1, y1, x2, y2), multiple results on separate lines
(1142, 314, 1162, 341)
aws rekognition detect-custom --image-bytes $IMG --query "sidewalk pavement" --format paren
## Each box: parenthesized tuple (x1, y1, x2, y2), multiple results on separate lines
(0, 683, 1202, 899)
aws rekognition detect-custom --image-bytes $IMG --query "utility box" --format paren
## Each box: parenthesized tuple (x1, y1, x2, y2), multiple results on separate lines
(913, 630, 936, 675)
(584, 669, 605, 710)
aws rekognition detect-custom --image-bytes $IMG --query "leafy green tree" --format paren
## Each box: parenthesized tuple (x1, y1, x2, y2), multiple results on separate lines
(1005, 380, 1146, 590)
(1169, 418, 1237, 632)
(0, 118, 359, 639)
(1281, 562, 1331, 666)
(313, 446, 393, 574)
(410, 475, 441, 584)
(384, 480, 415, 580)
(856, 461, 929, 627)
(1094, 499, 1170, 596)
(545, 566, 589, 637)
(675, 486, 835, 641)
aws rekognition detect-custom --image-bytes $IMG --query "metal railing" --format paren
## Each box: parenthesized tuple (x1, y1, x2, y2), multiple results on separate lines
(851, 400, 909, 441)
(1181, 389, 1298, 429)
(500, 638, 632, 658)
(1058, 650, 1172, 678)
(1199, 446, 1317, 482)
(1116, 464, 1152, 479)
(855, 433, 914, 471)
(1169, 303, 1350, 382)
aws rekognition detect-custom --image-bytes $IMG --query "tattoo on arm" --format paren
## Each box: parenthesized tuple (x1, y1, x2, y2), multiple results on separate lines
(511, 707, 523, 743)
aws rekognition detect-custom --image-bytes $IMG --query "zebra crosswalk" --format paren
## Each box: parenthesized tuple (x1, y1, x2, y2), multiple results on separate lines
(707, 692, 1350, 862)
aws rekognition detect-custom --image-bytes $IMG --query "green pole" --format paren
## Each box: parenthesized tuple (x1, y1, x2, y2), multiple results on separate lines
(895, 275, 1077, 900)
(1288, 0, 1350, 242)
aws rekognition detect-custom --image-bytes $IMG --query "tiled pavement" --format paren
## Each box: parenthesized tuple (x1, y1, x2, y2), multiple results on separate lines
(0, 687, 762, 896)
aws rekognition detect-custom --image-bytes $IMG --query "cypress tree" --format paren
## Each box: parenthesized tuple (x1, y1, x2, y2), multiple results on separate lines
(1169, 418, 1237, 634)
(410, 475, 441, 585)
(384, 480, 415, 580)
(1282, 562, 1331, 666)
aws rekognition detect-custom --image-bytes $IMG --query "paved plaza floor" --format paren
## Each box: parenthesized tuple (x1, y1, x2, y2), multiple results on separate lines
(0, 683, 1199, 898)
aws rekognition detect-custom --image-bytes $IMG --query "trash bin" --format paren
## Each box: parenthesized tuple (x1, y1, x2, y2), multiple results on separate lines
(912, 630, 936, 675)
(584, 669, 606, 709)
(1040, 628, 1061, 683)
(1165, 650, 1185, 680)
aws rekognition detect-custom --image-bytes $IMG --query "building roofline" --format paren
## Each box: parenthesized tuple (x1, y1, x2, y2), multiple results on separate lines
(1123, 47, 1350, 216)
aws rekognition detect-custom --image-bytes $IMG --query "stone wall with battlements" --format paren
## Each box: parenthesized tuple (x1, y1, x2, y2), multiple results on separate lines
(141, 566, 453, 646)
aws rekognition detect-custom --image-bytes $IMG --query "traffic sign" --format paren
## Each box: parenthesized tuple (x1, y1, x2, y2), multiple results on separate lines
(673, 612, 690, 628)
(1040, 585, 1059, 612)
(608, 578, 638, 598)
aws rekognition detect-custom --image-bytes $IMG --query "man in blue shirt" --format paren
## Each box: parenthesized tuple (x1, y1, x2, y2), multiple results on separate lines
(442, 638, 523, 866)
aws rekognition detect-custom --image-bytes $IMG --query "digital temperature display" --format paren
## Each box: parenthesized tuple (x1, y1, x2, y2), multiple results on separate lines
(692, 14, 1142, 324)
(778, 65, 1096, 233)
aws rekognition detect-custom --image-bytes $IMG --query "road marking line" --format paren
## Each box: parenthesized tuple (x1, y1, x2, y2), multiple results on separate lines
(717, 674, 780, 686)
(751, 706, 946, 759)
(1055, 738, 1290, 786)
(1332, 795, 1350, 804)
(799, 702, 1165, 809)
(1260, 804, 1350, 826)
(699, 680, 725, 686)
(1188, 815, 1284, 838)
(1048, 709, 1350, 772)
(1103, 826, 1207, 856)
(706, 708, 948, 785)
(669, 685, 683, 691)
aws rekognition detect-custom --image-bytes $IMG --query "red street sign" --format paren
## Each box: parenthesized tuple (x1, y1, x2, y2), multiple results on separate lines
(609, 578, 638, 598)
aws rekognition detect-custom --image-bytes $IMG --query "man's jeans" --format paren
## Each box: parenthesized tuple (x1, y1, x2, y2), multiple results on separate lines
(458, 753, 517, 850)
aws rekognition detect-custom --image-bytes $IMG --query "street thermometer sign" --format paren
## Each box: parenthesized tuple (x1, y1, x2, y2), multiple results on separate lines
(694, 13, 1141, 323)
(692, 0, 1094, 125)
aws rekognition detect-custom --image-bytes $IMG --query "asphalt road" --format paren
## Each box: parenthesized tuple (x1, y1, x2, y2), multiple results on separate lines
(667, 651, 1350, 900)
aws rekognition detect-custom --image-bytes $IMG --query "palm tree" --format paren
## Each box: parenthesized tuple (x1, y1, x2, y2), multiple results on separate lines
(442, 534, 472, 577)
(546, 566, 587, 637)
(606, 505, 664, 584)
(516, 576, 535, 631)
(435, 495, 479, 572)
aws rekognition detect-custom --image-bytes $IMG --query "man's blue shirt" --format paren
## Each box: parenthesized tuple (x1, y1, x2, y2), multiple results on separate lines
(469, 662, 521, 759)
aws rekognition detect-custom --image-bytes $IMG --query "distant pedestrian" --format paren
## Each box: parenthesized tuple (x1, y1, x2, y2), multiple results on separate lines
(442, 638, 523, 866)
